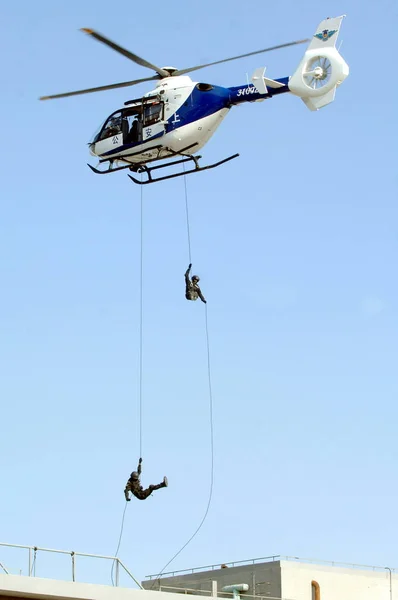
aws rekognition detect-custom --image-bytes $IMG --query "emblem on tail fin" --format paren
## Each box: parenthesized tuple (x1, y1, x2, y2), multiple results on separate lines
(314, 29, 337, 41)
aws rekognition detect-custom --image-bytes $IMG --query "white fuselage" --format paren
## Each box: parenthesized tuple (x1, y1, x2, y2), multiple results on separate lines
(90, 76, 230, 165)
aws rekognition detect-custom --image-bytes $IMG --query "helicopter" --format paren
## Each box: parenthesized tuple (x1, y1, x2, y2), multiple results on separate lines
(40, 15, 349, 185)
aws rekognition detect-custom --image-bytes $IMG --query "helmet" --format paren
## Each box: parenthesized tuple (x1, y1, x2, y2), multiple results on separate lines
(130, 471, 139, 480)
(192, 275, 200, 283)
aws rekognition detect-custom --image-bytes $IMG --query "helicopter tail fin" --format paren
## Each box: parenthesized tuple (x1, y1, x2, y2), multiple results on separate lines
(288, 15, 349, 111)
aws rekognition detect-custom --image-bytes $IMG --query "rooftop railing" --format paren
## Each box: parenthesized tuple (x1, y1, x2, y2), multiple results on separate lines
(146, 554, 397, 579)
(0, 541, 142, 589)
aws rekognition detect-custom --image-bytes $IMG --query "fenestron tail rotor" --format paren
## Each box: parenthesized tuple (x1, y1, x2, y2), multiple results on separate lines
(289, 16, 349, 111)
(39, 28, 310, 100)
(303, 56, 332, 90)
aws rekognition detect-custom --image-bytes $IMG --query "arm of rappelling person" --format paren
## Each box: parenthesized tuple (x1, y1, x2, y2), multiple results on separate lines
(198, 288, 207, 304)
(185, 263, 192, 285)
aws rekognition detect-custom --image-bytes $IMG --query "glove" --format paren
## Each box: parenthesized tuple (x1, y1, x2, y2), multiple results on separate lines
(188, 263, 192, 269)
(126, 498, 131, 502)
(139, 457, 142, 463)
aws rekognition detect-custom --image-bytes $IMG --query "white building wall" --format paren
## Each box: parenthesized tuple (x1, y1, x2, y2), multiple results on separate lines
(0, 573, 203, 600)
(280, 560, 397, 600)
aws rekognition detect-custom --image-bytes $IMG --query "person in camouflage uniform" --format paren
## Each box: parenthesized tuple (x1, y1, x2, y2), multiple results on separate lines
(124, 458, 168, 501)
(185, 263, 207, 304)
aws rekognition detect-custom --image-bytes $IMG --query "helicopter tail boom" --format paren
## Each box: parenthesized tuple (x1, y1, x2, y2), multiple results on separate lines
(288, 15, 349, 111)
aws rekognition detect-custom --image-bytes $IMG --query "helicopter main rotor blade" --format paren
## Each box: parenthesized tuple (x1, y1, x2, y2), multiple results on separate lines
(174, 39, 310, 76)
(39, 75, 160, 100)
(80, 28, 169, 78)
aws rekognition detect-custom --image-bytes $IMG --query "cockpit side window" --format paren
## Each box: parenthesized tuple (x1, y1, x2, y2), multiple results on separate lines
(143, 102, 163, 126)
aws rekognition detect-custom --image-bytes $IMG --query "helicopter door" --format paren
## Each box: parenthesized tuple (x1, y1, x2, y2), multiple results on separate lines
(142, 101, 165, 142)
(123, 109, 143, 144)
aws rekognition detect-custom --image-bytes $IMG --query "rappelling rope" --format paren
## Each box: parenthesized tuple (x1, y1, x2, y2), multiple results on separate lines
(183, 164, 192, 264)
(111, 173, 214, 586)
(139, 181, 144, 457)
(111, 179, 144, 586)
(110, 501, 128, 586)
(150, 174, 215, 588)
(151, 305, 214, 586)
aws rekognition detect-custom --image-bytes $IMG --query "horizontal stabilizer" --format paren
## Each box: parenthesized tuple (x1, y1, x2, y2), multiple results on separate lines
(251, 67, 285, 94)
(265, 77, 285, 89)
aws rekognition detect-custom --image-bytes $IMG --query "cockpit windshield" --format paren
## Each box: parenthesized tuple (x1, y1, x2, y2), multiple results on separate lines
(92, 111, 123, 143)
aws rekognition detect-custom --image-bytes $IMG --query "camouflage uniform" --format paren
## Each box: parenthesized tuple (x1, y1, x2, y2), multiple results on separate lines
(185, 264, 206, 303)
(124, 458, 168, 501)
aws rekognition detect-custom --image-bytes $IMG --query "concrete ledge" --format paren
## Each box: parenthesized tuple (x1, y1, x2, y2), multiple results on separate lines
(0, 575, 204, 600)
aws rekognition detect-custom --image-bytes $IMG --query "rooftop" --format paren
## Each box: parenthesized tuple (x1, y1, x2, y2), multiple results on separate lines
(1, 542, 397, 600)
(145, 554, 397, 580)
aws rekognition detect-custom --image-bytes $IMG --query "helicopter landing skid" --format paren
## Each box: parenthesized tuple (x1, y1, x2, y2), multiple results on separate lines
(87, 143, 200, 175)
(128, 152, 240, 185)
(87, 144, 165, 175)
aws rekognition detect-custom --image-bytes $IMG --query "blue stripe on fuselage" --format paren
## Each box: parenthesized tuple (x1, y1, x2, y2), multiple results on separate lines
(228, 77, 290, 104)
(167, 85, 230, 131)
(166, 77, 290, 129)
(101, 131, 164, 156)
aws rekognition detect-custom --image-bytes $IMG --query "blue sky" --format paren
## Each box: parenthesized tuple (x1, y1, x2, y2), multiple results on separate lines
(1, 0, 397, 587)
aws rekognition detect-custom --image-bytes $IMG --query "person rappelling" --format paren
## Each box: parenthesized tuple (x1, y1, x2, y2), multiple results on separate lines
(124, 458, 168, 501)
(185, 263, 206, 304)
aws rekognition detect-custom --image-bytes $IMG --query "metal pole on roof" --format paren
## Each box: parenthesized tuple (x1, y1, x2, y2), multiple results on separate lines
(115, 559, 120, 587)
(385, 567, 392, 600)
(0, 562, 9, 574)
